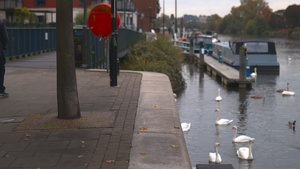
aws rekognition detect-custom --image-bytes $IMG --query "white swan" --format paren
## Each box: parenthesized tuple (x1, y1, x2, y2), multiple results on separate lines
(209, 142, 222, 163)
(288, 56, 292, 61)
(282, 83, 295, 96)
(181, 122, 191, 131)
(250, 67, 257, 78)
(215, 88, 222, 102)
(237, 139, 254, 160)
(232, 126, 255, 143)
(215, 109, 233, 125)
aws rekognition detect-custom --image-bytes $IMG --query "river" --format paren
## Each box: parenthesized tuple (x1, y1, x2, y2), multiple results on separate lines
(176, 35, 300, 169)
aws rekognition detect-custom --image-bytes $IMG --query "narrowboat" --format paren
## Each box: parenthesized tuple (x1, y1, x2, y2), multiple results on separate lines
(212, 39, 280, 74)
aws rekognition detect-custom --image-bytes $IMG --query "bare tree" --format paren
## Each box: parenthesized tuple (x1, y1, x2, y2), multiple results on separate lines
(56, 0, 81, 119)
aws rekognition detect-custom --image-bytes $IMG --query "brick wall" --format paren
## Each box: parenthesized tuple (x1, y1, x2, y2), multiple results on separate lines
(132, 0, 157, 32)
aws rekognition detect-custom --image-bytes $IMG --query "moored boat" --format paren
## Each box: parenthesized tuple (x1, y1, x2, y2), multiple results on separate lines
(212, 39, 280, 74)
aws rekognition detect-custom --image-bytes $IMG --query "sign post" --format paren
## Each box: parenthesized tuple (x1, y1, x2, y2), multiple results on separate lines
(110, 0, 118, 86)
(88, 3, 120, 87)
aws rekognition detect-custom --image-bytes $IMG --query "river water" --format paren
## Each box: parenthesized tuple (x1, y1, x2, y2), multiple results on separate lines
(176, 35, 300, 169)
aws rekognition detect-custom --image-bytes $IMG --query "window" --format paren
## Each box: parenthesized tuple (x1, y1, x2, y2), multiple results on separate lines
(35, 0, 46, 6)
(79, 0, 84, 6)
(245, 42, 268, 53)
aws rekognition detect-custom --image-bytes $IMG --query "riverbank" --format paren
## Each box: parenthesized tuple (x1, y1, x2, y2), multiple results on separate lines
(0, 51, 192, 169)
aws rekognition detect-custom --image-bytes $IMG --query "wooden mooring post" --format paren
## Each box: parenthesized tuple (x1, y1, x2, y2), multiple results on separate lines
(239, 46, 247, 88)
(189, 38, 194, 57)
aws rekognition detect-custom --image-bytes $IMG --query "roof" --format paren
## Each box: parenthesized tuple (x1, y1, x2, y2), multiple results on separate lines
(233, 39, 275, 43)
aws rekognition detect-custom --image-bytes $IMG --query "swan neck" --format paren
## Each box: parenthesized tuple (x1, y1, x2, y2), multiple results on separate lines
(215, 145, 219, 161)
(218, 89, 220, 96)
(216, 110, 220, 122)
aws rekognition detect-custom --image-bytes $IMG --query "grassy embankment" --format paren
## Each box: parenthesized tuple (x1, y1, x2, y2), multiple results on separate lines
(120, 34, 186, 93)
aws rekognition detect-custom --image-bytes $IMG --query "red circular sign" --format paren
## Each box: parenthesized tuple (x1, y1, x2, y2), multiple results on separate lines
(88, 4, 120, 37)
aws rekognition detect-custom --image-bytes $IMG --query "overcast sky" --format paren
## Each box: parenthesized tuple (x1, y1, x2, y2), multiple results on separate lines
(159, 0, 300, 17)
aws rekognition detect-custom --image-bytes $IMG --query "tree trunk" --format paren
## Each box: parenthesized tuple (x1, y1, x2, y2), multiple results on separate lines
(56, 0, 81, 119)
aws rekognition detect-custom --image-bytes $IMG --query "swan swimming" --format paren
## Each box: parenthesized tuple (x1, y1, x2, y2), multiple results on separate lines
(215, 88, 222, 102)
(214, 109, 233, 125)
(232, 126, 255, 143)
(250, 67, 257, 78)
(237, 139, 254, 160)
(181, 122, 191, 131)
(209, 142, 222, 163)
(282, 83, 295, 96)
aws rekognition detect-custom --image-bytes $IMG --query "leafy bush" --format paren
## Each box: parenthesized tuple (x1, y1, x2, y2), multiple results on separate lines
(123, 35, 185, 93)
(292, 31, 300, 39)
(74, 8, 91, 25)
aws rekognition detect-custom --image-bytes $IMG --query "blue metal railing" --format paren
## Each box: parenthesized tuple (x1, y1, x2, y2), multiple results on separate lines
(86, 28, 145, 69)
(5, 27, 144, 69)
(6, 27, 56, 59)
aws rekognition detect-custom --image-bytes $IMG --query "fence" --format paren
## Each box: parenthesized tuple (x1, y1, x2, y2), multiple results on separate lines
(6, 27, 56, 59)
(5, 27, 144, 69)
(85, 28, 145, 69)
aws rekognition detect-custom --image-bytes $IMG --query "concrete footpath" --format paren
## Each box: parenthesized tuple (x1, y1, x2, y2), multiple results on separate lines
(0, 51, 191, 169)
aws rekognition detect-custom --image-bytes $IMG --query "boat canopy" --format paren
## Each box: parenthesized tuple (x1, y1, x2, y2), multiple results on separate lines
(232, 39, 276, 55)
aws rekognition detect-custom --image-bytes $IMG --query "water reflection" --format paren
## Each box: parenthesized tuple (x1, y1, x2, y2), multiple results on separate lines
(188, 62, 195, 76)
(238, 159, 253, 169)
(215, 126, 219, 137)
(238, 89, 248, 129)
(199, 69, 204, 86)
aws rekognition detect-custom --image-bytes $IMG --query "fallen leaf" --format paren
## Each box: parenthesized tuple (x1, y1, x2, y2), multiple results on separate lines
(154, 106, 157, 108)
(137, 132, 139, 134)
(25, 134, 31, 137)
(172, 145, 179, 148)
(24, 138, 29, 141)
(81, 145, 86, 148)
(81, 141, 85, 143)
(106, 160, 115, 163)
(140, 152, 146, 155)
(139, 126, 149, 130)
(170, 130, 174, 133)
(78, 155, 84, 158)
(126, 160, 129, 163)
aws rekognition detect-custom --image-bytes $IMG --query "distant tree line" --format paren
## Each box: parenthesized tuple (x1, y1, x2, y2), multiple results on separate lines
(155, 0, 300, 38)
(212, 0, 300, 37)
